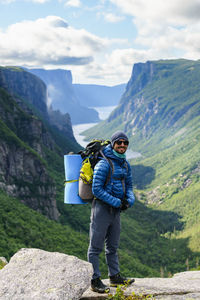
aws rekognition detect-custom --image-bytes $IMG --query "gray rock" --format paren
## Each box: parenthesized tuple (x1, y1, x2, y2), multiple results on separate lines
(0, 248, 92, 300)
(81, 271, 200, 300)
(0, 141, 59, 220)
(0, 257, 8, 264)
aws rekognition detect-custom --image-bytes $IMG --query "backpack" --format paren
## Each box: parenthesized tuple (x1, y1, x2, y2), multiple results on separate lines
(78, 139, 114, 203)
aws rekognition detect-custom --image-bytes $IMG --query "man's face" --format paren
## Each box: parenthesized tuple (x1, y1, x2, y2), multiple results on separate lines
(113, 139, 129, 154)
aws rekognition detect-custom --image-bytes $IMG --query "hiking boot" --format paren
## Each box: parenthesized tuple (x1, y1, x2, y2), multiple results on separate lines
(109, 273, 135, 287)
(91, 277, 110, 293)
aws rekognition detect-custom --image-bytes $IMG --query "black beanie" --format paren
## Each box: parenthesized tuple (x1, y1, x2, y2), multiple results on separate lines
(111, 131, 129, 147)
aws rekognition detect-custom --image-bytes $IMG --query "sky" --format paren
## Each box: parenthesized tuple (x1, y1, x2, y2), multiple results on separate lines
(0, 0, 200, 86)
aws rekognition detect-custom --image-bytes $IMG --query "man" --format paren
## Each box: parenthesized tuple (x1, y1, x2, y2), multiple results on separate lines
(87, 131, 135, 293)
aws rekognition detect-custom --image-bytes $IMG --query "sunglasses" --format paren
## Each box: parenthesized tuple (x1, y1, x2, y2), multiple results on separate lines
(115, 140, 129, 146)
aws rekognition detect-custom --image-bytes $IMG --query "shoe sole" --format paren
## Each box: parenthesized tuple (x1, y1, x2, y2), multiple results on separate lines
(91, 287, 110, 293)
(110, 279, 135, 287)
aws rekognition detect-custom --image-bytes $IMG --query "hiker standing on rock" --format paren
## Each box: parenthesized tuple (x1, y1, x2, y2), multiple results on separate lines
(88, 131, 135, 293)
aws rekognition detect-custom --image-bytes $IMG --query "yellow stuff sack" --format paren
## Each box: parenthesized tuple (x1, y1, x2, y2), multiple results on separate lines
(79, 158, 93, 184)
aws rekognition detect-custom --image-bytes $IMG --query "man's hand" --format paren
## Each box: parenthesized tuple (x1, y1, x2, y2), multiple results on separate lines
(120, 199, 129, 211)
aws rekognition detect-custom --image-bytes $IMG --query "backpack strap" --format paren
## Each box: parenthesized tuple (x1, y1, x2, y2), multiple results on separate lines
(92, 151, 114, 207)
(124, 161, 128, 173)
(64, 179, 79, 186)
(121, 161, 129, 203)
(99, 150, 114, 186)
(105, 157, 114, 185)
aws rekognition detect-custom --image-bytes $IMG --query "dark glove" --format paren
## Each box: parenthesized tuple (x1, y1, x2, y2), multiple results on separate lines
(120, 199, 129, 212)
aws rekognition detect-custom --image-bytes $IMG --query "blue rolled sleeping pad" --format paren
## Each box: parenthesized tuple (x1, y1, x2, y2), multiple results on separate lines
(64, 154, 86, 204)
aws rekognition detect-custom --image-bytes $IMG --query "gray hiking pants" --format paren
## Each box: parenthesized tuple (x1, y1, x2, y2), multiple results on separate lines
(88, 199, 121, 279)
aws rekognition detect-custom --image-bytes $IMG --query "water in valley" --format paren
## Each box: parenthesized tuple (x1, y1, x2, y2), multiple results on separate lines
(73, 106, 142, 160)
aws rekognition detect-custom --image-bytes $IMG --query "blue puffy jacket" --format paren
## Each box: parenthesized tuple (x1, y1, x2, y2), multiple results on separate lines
(92, 144, 135, 208)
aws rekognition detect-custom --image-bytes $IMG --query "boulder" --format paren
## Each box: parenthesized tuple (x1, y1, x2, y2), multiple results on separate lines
(0, 248, 92, 300)
(0, 257, 8, 264)
(81, 271, 200, 299)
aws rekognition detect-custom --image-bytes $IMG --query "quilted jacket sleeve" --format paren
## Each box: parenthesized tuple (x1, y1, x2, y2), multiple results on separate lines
(92, 159, 122, 208)
(125, 162, 135, 207)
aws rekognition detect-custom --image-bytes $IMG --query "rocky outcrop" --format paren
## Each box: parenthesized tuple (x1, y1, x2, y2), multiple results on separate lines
(0, 67, 48, 120)
(0, 257, 7, 270)
(0, 257, 7, 264)
(108, 59, 200, 141)
(0, 66, 77, 147)
(81, 271, 200, 299)
(0, 87, 55, 157)
(0, 67, 81, 220)
(1, 248, 199, 300)
(108, 61, 156, 124)
(48, 109, 75, 140)
(0, 248, 92, 300)
(0, 88, 59, 219)
(126, 61, 156, 96)
(0, 140, 59, 220)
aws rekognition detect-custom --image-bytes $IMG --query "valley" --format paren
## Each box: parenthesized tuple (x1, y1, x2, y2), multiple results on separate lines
(0, 59, 200, 279)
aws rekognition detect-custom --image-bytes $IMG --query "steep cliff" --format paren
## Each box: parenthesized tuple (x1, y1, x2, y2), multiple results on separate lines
(0, 87, 59, 219)
(0, 67, 81, 220)
(108, 59, 200, 151)
(0, 66, 78, 153)
(0, 67, 48, 120)
(28, 68, 100, 124)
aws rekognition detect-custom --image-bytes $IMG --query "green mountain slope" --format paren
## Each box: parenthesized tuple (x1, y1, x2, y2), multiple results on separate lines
(0, 190, 88, 261)
(84, 59, 200, 154)
(131, 117, 200, 257)
(2, 187, 199, 278)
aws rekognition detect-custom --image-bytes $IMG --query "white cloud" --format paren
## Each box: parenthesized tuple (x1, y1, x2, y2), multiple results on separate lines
(0, 0, 15, 2)
(70, 47, 154, 86)
(110, 0, 200, 25)
(0, 0, 49, 2)
(0, 16, 110, 68)
(32, 0, 49, 2)
(65, 0, 81, 8)
(106, 0, 200, 73)
(2, 1, 200, 85)
(0, 15, 130, 85)
(103, 12, 124, 23)
(108, 0, 200, 41)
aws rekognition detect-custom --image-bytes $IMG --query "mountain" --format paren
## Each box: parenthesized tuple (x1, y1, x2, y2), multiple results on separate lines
(84, 59, 200, 152)
(0, 62, 199, 279)
(27, 68, 99, 124)
(83, 59, 200, 259)
(0, 65, 91, 263)
(108, 59, 200, 154)
(0, 66, 81, 220)
(0, 66, 48, 120)
(73, 83, 126, 107)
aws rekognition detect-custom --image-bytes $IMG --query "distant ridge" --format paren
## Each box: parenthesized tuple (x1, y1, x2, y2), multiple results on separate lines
(73, 83, 126, 107)
(27, 68, 100, 124)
